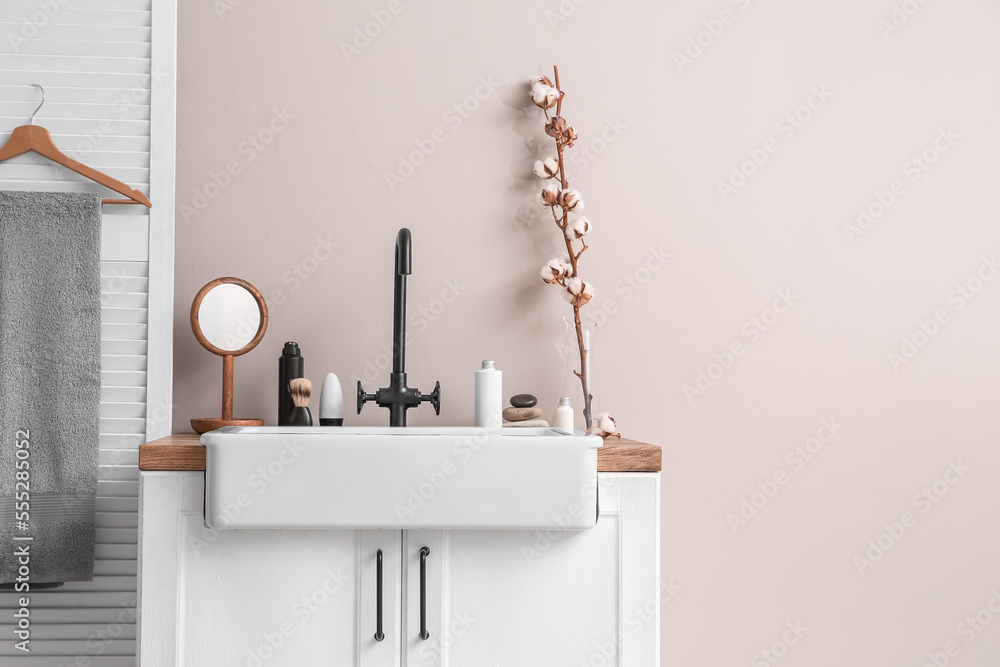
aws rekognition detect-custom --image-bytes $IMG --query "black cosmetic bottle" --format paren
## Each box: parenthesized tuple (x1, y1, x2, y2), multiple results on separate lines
(278, 341, 304, 426)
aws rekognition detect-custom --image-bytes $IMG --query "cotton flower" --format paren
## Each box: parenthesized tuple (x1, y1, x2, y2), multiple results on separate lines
(558, 189, 583, 211)
(589, 412, 620, 438)
(530, 81, 559, 109)
(533, 158, 559, 179)
(545, 116, 568, 139)
(562, 277, 593, 307)
(539, 182, 560, 207)
(565, 126, 579, 148)
(565, 216, 591, 240)
(541, 257, 571, 284)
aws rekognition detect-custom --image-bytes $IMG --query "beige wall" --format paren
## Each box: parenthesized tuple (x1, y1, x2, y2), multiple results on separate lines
(174, 1, 1000, 663)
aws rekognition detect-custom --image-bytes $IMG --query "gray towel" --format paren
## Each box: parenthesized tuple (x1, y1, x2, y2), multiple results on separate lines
(0, 191, 102, 585)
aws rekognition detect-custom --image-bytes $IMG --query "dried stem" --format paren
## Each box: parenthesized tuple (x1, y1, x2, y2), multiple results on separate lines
(554, 65, 564, 117)
(547, 65, 591, 430)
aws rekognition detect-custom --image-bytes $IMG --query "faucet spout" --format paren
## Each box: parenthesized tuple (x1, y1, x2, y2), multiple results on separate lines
(395, 228, 412, 276)
(393, 228, 411, 374)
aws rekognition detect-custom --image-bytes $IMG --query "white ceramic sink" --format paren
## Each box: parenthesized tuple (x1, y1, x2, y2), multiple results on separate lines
(201, 426, 602, 530)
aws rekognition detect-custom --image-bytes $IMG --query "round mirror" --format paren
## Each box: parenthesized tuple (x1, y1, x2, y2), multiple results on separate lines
(197, 283, 260, 351)
(190, 277, 267, 357)
(189, 277, 268, 434)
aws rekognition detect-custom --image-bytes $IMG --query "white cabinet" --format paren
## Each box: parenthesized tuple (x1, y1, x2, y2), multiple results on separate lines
(140, 472, 401, 667)
(405, 474, 660, 666)
(139, 471, 659, 666)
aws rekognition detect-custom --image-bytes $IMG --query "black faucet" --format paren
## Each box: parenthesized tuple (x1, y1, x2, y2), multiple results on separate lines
(357, 228, 441, 426)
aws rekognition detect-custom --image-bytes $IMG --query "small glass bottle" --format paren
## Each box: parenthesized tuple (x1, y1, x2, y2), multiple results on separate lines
(554, 396, 574, 431)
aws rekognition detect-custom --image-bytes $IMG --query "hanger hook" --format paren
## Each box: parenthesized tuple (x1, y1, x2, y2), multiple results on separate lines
(29, 83, 45, 126)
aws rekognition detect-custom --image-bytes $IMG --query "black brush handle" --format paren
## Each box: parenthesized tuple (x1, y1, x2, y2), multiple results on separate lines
(287, 405, 312, 426)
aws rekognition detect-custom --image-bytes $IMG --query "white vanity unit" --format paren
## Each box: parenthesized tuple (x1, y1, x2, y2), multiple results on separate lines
(138, 430, 661, 666)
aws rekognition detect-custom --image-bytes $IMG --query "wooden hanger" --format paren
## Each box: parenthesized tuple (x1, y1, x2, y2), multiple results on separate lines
(0, 84, 151, 207)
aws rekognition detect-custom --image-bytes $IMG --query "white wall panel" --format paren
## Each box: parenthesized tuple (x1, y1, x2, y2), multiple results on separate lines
(0, 0, 174, 663)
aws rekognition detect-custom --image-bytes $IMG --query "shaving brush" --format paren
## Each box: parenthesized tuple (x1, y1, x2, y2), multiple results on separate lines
(287, 378, 313, 427)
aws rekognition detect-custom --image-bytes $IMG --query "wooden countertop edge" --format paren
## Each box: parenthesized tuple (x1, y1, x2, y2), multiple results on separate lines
(140, 433, 661, 473)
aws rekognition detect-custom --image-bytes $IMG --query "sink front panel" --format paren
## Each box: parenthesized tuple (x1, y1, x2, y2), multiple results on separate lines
(202, 427, 601, 530)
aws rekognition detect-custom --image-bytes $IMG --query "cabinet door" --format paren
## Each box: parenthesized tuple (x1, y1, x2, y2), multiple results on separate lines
(403, 473, 660, 667)
(140, 472, 401, 667)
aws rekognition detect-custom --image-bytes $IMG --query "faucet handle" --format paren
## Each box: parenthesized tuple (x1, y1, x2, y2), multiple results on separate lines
(357, 380, 377, 414)
(420, 381, 441, 415)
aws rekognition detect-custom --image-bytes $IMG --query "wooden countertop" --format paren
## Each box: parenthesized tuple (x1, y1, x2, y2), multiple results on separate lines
(139, 433, 661, 472)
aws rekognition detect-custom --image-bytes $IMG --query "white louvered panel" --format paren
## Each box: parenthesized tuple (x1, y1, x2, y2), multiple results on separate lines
(95, 498, 136, 514)
(0, 97, 150, 120)
(0, 0, 151, 9)
(3, 160, 149, 182)
(0, 178, 151, 201)
(100, 387, 145, 404)
(100, 418, 144, 435)
(0, 70, 153, 90)
(0, 656, 136, 666)
(0, 591, 136, 608)
(3, 608, 134, 623)
(97, 482, 138, 497)
(96, 545, 136, 561)
(60, 576, 137, 592)
(94, 560, 136, 576)
(0, 657, 136, 667)
(96, 466, 139, 482)
(0, 624, 137, 640)
(95, 513, 137, 530)
(100, 401, 144, 418)
(0, 24, 150, 46)
(102, 339, 147, 355)
(2, 150, 150, 173)
(0, 137, 150, 156)
(0, 641, 136, 657)
(100, 354, 146, 370)
(101, 370, 146, 386)
(102, 308, 146, 324)
(0, 6, 151, 27)
(0, 83, 150, 106)
(99, 452, 138, 473)
(105, 218, 150, 263)
(0, 142, 150, 164)
(1, 38, 150, 58)
(0, 52, 150, 75)
(100, 274, 146, 292)
(0, 2, 160, 663)
(99, 450, 138, 467)
(99, 434, 143, 450)
(101, 324, 146, 340)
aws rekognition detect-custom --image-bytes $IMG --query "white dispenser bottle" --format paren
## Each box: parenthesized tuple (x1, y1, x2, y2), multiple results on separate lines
(319, 372, 344, 426)
(554, 396, 574, 431)
(475, 360, 502, 430)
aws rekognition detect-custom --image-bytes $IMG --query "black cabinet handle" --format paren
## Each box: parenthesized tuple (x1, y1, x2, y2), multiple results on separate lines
(375, 549, 384, 642)
(419, 546, 430, 640)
